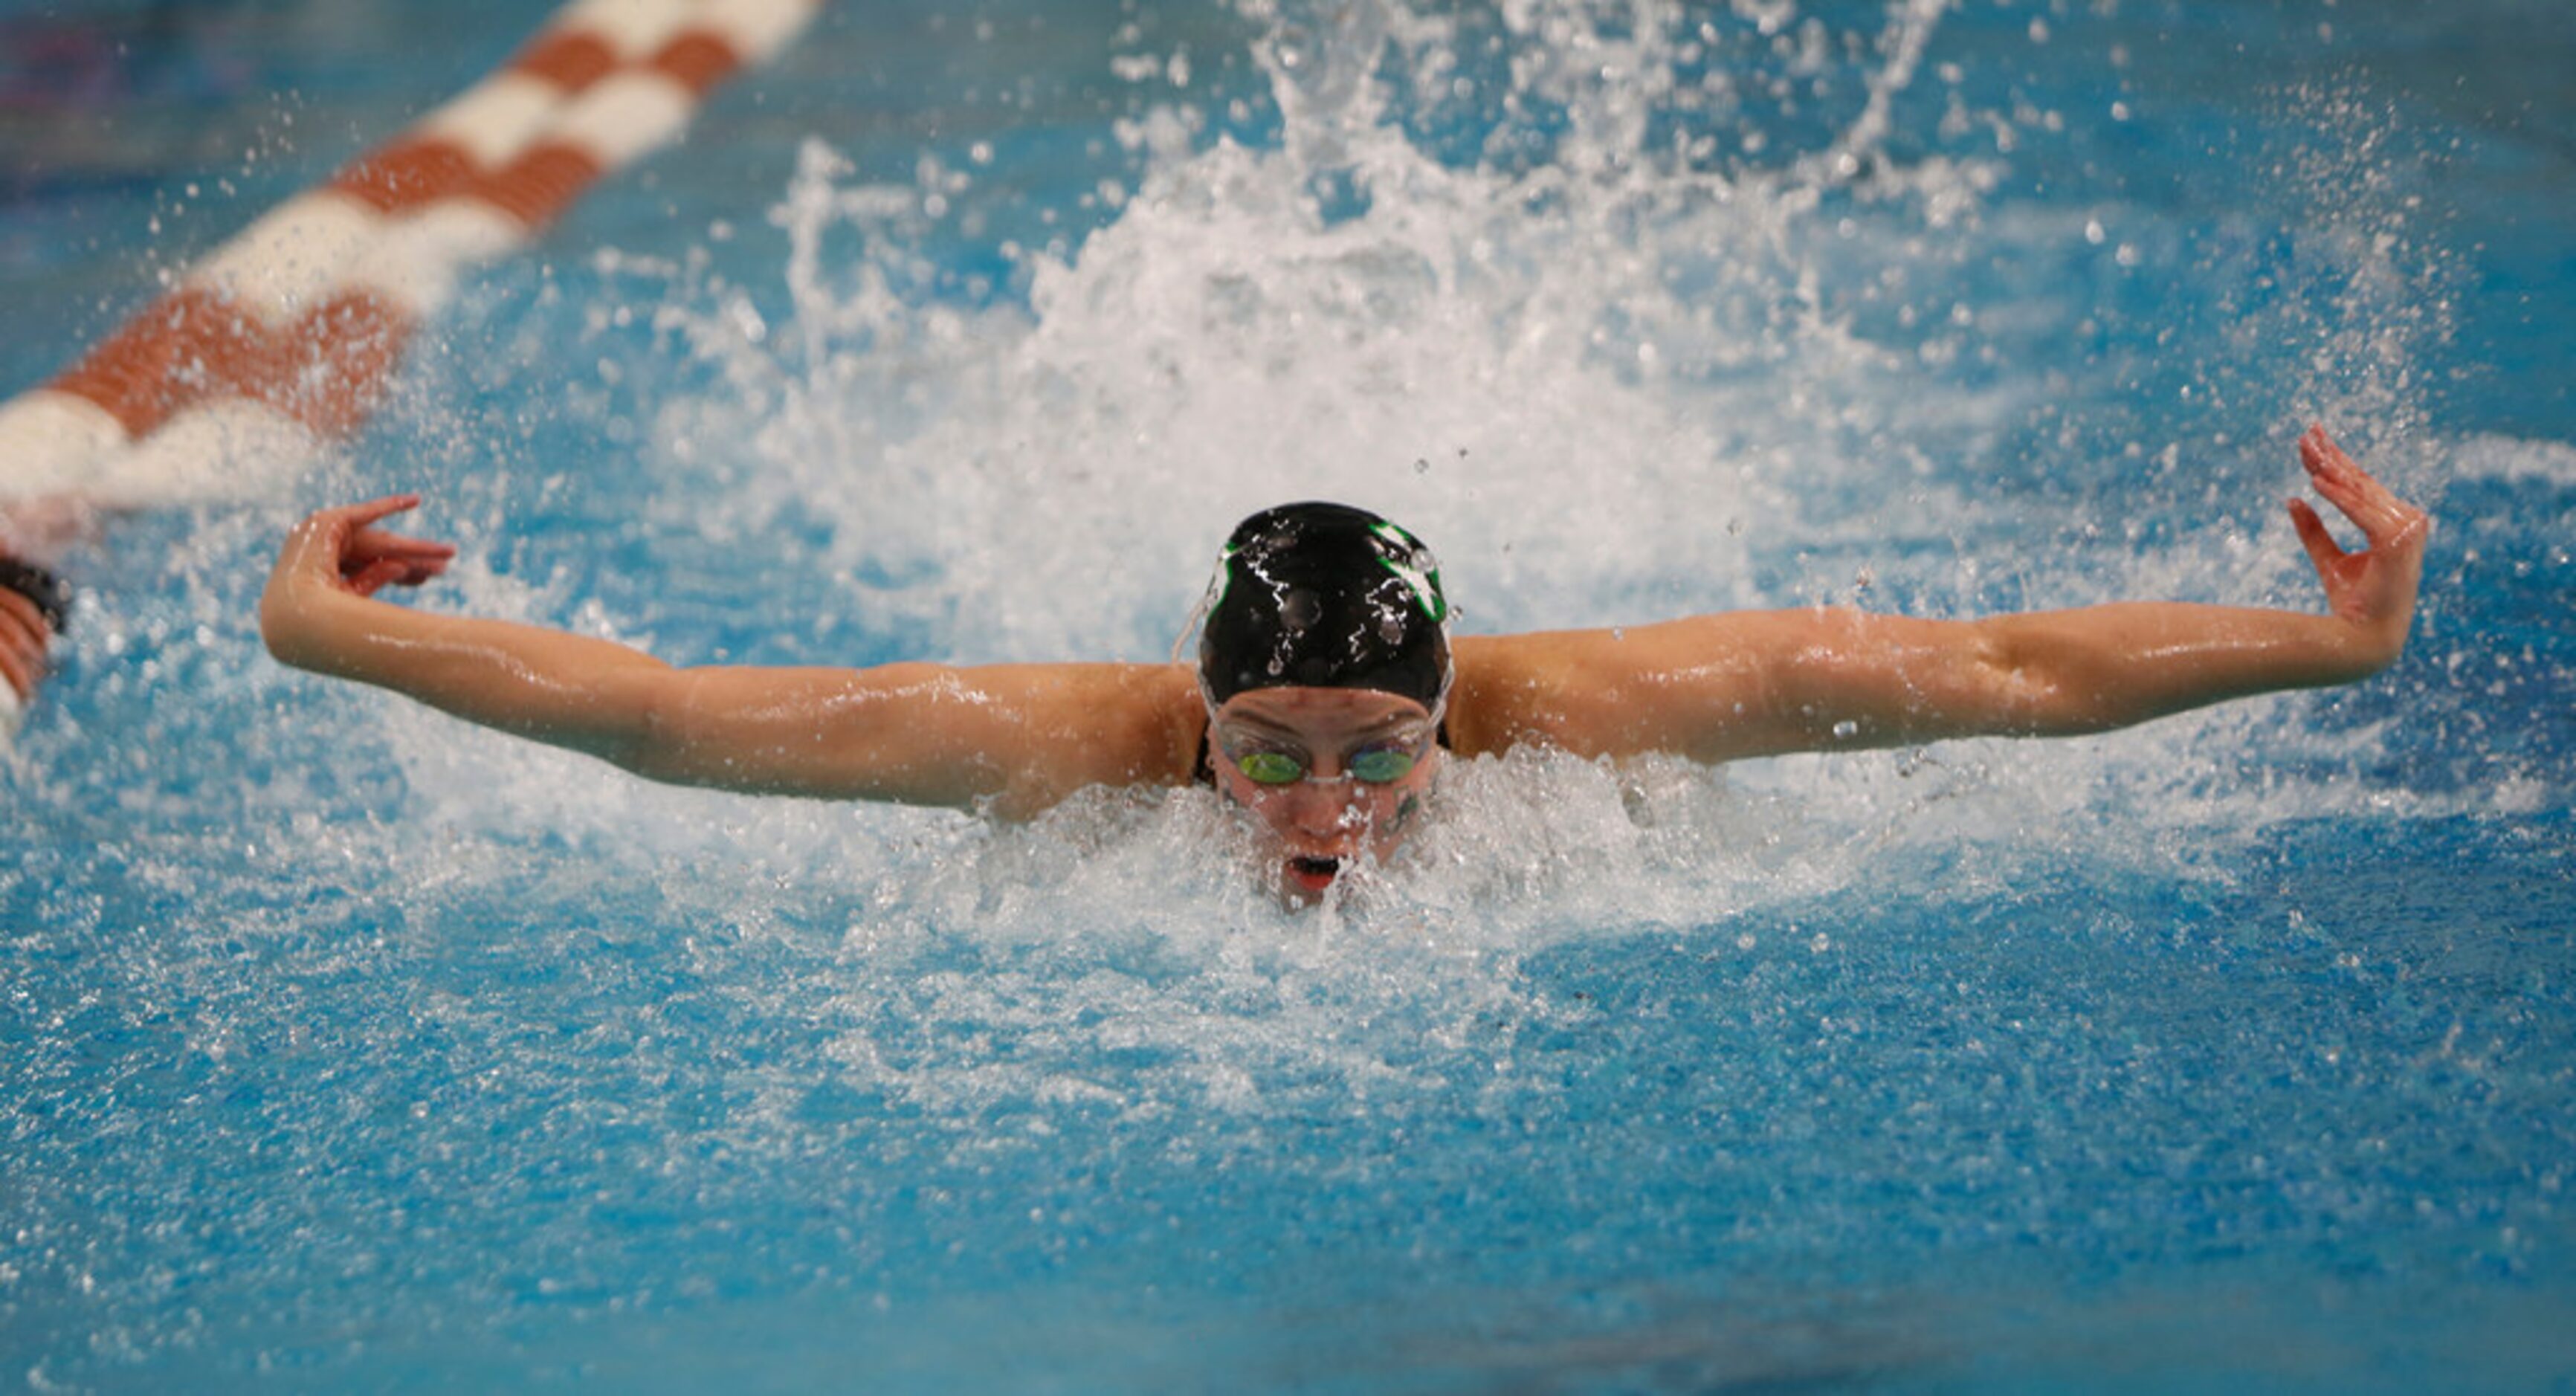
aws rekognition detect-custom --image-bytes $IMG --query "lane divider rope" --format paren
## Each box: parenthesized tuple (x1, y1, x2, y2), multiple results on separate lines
(0, 0, 820, 510)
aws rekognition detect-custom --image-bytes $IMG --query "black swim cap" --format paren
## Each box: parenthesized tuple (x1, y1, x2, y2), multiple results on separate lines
(1197, 502, 1450, 710)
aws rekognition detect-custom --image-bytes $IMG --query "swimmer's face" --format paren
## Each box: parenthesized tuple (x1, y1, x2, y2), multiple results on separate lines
(1207, 686, 1442, 905)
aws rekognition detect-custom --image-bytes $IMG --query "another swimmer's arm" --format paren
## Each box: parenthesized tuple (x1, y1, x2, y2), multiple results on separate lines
(1462, 425, 2429, 760)
(262, 497, 1201, 812)
(0, 583, 50, 711)
(1, 499, 96, 712)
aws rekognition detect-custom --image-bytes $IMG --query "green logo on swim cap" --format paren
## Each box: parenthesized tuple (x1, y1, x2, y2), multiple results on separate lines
(1201, 542, 1236, 614)
(1370, 521, 1447, 624)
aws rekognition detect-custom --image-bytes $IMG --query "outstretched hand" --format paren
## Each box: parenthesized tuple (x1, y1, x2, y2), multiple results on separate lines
(275, 494, 456, 600)
(2286, 424, 2427, 663)
(262, 494, 457, 672)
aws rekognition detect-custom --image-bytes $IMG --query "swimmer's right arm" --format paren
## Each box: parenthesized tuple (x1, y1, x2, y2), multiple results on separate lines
(261, 497, 1203, 815)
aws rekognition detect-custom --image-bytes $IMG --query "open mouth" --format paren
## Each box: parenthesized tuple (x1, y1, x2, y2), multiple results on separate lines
(1285, 855, 1343, 892)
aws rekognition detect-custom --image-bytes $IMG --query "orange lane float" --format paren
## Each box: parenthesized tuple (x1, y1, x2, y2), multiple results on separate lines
(0, 0, 821, 510)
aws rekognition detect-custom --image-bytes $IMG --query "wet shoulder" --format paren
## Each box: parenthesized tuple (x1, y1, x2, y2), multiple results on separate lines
(1446, 631, 1609, 757)
(1056, 661, 1205, 789)
(1448, 624, 1744, 760)
(983, 662, 1204, 821)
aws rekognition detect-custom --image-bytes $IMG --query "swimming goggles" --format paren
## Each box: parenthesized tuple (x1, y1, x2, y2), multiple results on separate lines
(1214, 723, 1436, 786)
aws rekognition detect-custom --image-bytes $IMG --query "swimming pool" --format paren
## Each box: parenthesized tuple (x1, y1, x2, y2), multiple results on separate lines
(4, 0, 2572, 1389)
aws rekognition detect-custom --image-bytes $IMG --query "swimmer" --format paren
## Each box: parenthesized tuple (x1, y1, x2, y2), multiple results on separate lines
(0, 499, 93, 734)
(262, 424, 2427, 904)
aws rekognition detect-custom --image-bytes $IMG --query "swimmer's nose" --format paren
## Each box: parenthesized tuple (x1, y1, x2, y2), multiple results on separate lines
(1277, 778, 1368, 836)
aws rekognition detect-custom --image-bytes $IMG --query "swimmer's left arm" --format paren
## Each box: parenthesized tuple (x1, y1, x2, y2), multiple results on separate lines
(1457, 425, 2430, 760)
(1808, 425, 2429, 749)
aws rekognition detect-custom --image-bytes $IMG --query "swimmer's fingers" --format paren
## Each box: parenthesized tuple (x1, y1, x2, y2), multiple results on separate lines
(2299, 424, 2428, 552)
(280, 494, 417, 566)
(2285, 427, 2426, 650)
(343, 558, 419, 598)
(330, 493, 434, 546)
(340, 526, 456, 595)
(2286, 496, 2345, 575)
(2297, 497, 2359, 597)
(280, 495, 454, 596)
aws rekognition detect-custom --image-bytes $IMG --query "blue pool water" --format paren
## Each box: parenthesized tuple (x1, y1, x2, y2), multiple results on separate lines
(4, 0, 2573, 1389)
